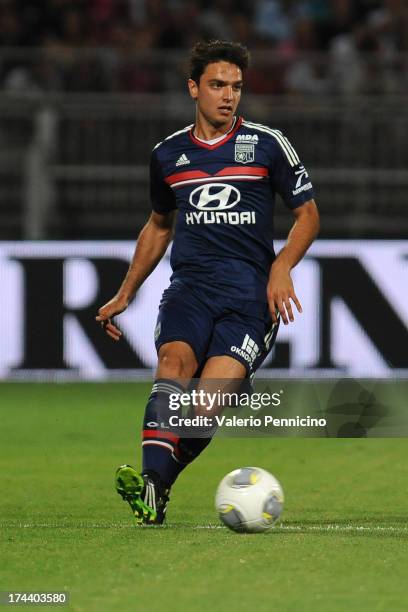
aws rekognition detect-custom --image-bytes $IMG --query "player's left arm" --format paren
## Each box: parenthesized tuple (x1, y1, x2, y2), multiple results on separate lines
(267, 199, 320, 325)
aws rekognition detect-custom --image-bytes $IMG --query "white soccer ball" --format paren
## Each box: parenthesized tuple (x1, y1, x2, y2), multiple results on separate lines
(215, 467, 284, 533)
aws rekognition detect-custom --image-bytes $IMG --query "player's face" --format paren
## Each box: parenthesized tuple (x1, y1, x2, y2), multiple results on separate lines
(188, 61, 243, 129)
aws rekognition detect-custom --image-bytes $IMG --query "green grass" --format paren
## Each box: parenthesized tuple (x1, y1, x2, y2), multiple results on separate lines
(1, 383, 407, 611)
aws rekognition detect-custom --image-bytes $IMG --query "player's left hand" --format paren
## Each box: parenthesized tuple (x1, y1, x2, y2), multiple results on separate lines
(267, 263, 302, 325)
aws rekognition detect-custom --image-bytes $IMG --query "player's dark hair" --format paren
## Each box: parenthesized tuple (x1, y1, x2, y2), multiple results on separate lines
(189, 40, 250, 83)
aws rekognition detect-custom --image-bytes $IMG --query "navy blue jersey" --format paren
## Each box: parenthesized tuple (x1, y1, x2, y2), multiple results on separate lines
(150, 116, 314, 302)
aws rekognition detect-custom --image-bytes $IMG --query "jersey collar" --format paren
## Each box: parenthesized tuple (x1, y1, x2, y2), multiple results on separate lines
(189, 116, 243, 150)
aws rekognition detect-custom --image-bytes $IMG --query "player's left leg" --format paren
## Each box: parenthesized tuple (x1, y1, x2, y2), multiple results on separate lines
(172, 305, 279, 475)
(199, 354, 246, 381)
(165, 355, 247, 478)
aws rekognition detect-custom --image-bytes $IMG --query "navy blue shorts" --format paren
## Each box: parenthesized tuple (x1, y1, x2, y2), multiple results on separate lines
(154, 279, 279, 377)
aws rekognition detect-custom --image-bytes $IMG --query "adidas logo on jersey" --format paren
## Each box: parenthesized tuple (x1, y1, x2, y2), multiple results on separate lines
(236, 134, 259, 143)
(176, 154, 190, 166)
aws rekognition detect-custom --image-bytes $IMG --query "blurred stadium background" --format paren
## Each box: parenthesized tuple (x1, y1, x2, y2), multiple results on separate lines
(0, 0, 407, 379)
(1, 6, 408, 609)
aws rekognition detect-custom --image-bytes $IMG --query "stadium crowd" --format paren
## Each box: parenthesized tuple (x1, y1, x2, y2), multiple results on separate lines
(0, 0, 407, 94)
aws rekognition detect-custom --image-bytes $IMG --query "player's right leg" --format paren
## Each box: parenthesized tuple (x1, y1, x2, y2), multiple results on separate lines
(116, 279, 214, 524)
(115, 464, 171, 525)
(115, 341, 198, 525)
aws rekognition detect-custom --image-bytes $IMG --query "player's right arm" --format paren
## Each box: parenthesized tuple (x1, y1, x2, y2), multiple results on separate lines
(97, 145, 176, 341)
(96, 210, 175, 341)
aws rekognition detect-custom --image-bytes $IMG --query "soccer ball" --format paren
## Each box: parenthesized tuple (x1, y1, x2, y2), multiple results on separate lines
(215, 467, 284, 533)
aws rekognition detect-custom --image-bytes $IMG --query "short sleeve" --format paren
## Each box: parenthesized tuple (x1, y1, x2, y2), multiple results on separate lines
(150, 149, 177, 214)
(270, 133, 314, 209)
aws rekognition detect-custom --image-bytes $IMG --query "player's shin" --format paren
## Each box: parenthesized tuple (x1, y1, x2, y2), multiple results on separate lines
(142, 378, 185, 486)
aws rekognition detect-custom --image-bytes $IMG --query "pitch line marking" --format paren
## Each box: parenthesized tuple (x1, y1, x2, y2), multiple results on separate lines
(2, 522, 408, 533)
(195, 524, 408, 533)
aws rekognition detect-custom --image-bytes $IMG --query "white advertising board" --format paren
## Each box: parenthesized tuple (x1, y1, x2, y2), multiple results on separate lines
(0, 241, 407, 379)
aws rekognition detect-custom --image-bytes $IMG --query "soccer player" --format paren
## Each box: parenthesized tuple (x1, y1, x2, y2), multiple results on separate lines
(96, 40, 320, 524)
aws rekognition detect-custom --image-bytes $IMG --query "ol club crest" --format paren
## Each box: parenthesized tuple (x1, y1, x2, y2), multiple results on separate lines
(234, 143, 255, 164)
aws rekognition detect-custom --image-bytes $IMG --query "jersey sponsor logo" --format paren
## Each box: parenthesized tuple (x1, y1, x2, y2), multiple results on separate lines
(175, 153, 190, 167)
(187, 183, 256, 225)
(292, 182, 313, 196)
(236, 134, 259, 143)
(294, 165, 309, 188)
(292, 165, 312, 196)
(189, 183, 240, 210)
(235, 143, 255, 164)
(185, 210, 256, 225)
(230, 334, 259, 365)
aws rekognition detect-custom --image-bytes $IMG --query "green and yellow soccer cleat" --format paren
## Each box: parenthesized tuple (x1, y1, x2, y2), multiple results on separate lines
(115, 465, 170, 525)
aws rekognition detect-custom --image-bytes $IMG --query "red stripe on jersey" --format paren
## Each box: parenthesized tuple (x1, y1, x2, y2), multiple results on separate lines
(165, 170, 210, 185)
(215, 167, 268, 178)
(142, 429, 180, 444)
(166, 166, 268, 186)
(189, 116, 243, 149)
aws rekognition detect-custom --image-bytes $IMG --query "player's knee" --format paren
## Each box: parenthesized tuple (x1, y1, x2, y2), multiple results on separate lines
(157, 348, 193, 378)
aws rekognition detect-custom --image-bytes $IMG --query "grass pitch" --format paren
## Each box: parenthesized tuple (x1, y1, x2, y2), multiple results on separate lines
(1, 382, 407, 611)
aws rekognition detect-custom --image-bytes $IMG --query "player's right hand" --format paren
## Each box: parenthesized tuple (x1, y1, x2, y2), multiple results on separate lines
(95, 296, 128, 341)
